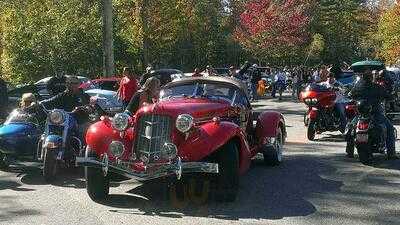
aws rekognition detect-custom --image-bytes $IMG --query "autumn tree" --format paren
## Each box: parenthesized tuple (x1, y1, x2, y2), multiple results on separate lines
(235, 0, 312, 64)
(377, 3, 400, 64)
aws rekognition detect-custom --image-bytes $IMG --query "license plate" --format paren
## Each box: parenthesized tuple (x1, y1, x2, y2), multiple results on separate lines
(356, 133, 368, 143)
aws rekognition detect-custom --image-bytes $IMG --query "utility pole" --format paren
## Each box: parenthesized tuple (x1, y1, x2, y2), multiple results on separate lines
(102, 0, 115, 77)
(140, 0, 150, 67)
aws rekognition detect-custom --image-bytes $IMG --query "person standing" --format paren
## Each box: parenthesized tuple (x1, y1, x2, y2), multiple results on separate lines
(292, 72, 299, 100)
(47, 73, 67, 96)
(118, 67, 139, 109)
(125, 77, 161, 114)
(139, 65, 153, 86)
(250, 64, 261, 100)
(192, 68, 202, 77)
(320, 65, 329, 82)
(205, 65, 215, 76)
(0, 77, 9, 119)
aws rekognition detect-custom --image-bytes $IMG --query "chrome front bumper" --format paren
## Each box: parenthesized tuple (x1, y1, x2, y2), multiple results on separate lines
(76, 156, 219, 181)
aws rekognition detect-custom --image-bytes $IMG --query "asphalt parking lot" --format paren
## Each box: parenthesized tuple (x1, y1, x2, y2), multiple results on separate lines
(1, 95, 400, 225)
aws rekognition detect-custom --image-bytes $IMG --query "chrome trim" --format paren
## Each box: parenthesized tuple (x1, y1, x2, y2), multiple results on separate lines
(76, 156, 218, 181)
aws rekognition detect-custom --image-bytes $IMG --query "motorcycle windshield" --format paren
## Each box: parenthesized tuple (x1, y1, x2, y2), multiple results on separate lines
(306, 83, 330, 92)
(4, 110, 39, 125)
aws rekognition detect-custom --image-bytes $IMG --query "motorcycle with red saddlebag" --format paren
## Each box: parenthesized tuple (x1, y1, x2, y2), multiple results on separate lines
(300, 83, 357, 140)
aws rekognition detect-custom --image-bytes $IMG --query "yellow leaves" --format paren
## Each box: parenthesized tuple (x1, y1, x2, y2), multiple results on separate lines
(378, 4, 400, 64)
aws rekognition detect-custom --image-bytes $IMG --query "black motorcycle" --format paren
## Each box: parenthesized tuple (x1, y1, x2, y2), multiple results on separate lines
(346, 101, 395, 164)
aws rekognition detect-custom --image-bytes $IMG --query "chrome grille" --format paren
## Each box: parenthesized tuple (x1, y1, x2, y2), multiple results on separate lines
(134, 114, 172, 164)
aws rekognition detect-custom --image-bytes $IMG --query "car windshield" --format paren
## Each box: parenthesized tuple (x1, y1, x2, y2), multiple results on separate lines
(5, 110, 38, 125)
(160, 82, 237, 103)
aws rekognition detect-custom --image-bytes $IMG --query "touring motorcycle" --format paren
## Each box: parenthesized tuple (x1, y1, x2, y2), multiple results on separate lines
(345, 100, 397, 164)
(301, 83, 357, 140)
(39, 103, 102, 182)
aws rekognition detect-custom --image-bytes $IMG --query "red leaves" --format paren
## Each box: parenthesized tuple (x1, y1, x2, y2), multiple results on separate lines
(235, 0, 311, 52)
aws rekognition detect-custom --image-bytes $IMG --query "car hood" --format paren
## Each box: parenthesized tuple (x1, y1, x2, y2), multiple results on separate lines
(138, 98, 232, 119)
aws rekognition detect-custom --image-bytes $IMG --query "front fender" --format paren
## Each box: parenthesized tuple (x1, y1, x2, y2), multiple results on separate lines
(43, 135, 63, 149)
(85, 120, 134, 158)
(179, 121, 251, 175)
(256, 111, 286, 141)
(309, 108, 318, 120)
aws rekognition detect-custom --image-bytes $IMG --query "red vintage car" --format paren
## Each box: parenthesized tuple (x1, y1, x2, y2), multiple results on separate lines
(77, 76, 286, 202)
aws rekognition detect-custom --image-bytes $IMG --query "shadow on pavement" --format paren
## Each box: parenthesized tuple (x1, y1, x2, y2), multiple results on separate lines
(96, 154, 343, 221)
(0, 196, 42, 222)
(1, 161, 89, 189)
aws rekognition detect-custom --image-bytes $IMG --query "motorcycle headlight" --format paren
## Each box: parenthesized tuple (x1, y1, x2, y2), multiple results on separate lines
(112, 113, 130, 131)
(109, 141, 125, 157)
(49, 110, 65, 125)
(311, 98, 318, 104)
(304, 98, 311, 104)
(176, 114, 194, 133)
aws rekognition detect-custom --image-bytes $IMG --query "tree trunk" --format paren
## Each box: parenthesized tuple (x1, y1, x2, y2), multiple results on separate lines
(102, 0, 114, 77)
(140, 0, 150, 67)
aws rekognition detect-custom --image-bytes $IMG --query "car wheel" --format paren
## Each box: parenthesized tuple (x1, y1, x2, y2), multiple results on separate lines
(215, 142, 239, 202)
(85, 147, 110, 201)
(263, 128, 283, 166)
(307, 121, 316, 141)
(356, 144, 372, 165)
(43, 148, 58, 182)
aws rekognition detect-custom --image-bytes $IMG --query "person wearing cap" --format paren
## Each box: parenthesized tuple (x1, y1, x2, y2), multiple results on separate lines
(118, 67, 139, 108)
(40, 76, 91, 124)
(349, 69, 398, 160)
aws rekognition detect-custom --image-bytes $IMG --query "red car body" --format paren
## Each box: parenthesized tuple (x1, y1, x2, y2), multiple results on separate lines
(78, 76, 286, 202)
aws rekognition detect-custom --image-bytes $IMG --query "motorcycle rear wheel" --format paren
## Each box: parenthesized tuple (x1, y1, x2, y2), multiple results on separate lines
(356, 144, 372, 165)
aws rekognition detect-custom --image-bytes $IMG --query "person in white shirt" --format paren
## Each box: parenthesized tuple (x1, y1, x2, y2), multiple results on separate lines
(322, 73, 348, 133)
(274, 70, 287, 100)
(313, 69, 321, 83)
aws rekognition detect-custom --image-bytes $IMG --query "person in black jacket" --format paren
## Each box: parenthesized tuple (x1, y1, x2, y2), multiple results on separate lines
(40, 76, 90, 124)
(125, 77, 161, 115)
(349, 69, 398, 160)
(47, 73, 67, 96)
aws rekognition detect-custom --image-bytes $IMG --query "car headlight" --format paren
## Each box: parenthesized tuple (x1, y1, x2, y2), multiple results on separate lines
(112, 113, 130, 131)
(162, 142, 178, 160)
(109, 141, 125, 157)
(176, 114, 194, 133)
(49, 110, 65, 125)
